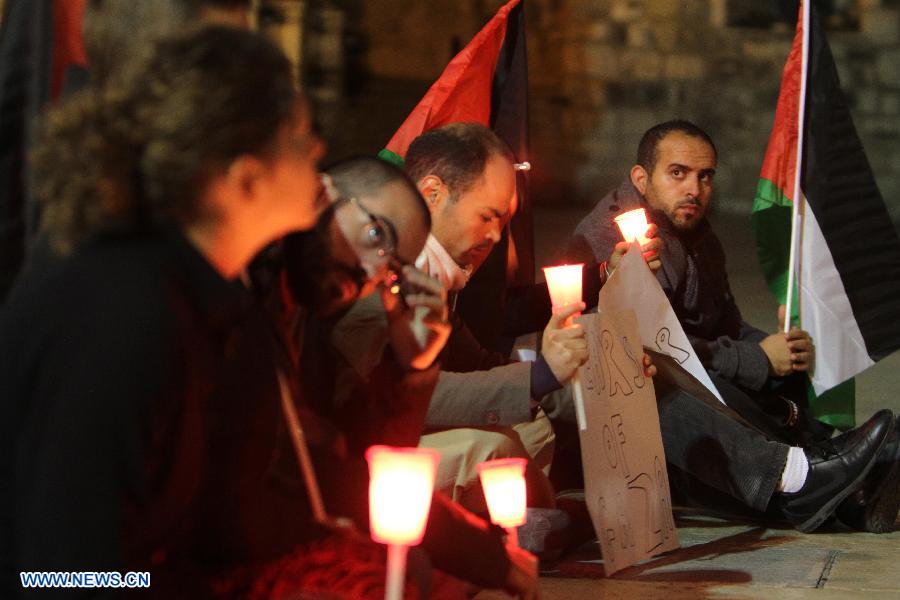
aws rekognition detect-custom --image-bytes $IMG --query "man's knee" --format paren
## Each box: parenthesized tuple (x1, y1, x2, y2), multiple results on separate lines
(421, 426, 535, 512)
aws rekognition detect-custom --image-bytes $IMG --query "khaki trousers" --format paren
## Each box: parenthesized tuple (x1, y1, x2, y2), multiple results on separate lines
(419, 409, 556, 514)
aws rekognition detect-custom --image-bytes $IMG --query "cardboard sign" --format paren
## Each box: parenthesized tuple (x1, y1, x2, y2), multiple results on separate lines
(575, 309, 679, 575)
(598, 244, 725, 404)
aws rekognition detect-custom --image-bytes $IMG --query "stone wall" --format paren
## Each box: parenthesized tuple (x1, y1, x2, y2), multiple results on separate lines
(321, 0, 899, 217)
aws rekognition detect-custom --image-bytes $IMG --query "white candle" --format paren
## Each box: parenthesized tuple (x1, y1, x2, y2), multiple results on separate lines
(366, 445, 440, 600)
(477, 458, 528, 545)
(614, 207, 650, 246)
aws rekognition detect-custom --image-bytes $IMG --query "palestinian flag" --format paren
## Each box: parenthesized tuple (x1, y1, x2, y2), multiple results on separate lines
(751, 1, 900, 427)
(0, 0, 87, 301)
(379, 0, 533, 353)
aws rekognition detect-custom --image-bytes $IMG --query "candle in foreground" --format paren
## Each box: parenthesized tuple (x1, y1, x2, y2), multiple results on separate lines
(614, 207, 650, 246)
(366, 445, 439, 600)
(477, 458, 528, 546)
(366, 445, 439, 546)
(542, 264, 583, 313)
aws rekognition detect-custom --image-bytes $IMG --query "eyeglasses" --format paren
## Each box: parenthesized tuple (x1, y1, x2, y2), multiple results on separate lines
(334, 196, 408, 295)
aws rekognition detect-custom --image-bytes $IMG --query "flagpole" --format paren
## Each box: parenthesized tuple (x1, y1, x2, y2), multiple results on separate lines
(784, 0, 810, 335)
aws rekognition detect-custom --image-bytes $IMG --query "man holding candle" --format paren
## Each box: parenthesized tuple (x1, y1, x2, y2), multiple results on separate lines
(561, 119, 899, 533)
(402, 124, 589, 515)
(270, 156, 540, 597)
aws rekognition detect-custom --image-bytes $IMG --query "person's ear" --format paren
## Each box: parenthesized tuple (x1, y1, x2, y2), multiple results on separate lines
(417, 175, 446, 214)
(630, 164, 649, 196)
(227, 154, 266, 202)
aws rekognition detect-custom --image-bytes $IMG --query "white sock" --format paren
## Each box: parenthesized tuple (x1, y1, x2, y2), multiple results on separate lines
(778, 447, 810, 493)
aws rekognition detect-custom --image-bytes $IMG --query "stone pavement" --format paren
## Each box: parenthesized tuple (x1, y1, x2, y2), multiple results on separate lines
(478, 512, 900, 598)
(474, 206, 900, 598)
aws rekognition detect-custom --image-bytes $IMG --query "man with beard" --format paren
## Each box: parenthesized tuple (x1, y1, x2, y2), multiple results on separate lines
(404, 124, 590, 517)
(273, 156, 539, 597)
(561, 119, 899, 533)
(401, 123, 892, 537)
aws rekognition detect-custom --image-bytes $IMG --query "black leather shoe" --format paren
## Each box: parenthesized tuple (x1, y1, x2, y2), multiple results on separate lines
(835, 413, 899, 533)
(780, 409, 893, 533)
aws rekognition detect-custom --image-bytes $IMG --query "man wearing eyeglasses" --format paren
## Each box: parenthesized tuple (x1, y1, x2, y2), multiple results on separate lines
(274, 156, 539, 597)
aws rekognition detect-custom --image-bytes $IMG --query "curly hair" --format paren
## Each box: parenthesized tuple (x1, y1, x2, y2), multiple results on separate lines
(33, 26, 297, 254)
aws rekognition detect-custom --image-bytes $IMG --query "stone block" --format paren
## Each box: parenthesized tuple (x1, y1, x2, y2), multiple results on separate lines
(561, 78, 607, 107)
(653, 26, 679, 51)
(619, 50, 662, 80)
(626, 22, 653, 48)
(876, 49, 900, 87)
(860, 114, 900, 139)
(583, 44, 620, 79)
(663, 54, 707, 80)
(708, 0, 727, 29)
(645, 0, 680, 21)
(586, 22, 613, 42)
(560, 43, 586, 75)
(861, 8, 900, 44)
(882, 92, 900, 115)
(609, 0, 644, 23)
(569, 0, 609, 22)
(854, 89, 880, 114)
(741, 39, 793, 65)
(835, 58, 863, 88)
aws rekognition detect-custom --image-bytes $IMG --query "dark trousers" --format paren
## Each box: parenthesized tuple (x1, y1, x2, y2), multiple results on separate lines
(550, 380, 790, 513)
(711, 373, 835, 448)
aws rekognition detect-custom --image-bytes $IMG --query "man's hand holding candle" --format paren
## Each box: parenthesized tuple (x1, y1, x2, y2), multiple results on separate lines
(607, 222, 663, 275)
(541, 302, 589, 385)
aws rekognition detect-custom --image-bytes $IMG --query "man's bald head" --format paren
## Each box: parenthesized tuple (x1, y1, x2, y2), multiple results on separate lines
(327, 156, 430, 265)
(281, 157, 431, 315)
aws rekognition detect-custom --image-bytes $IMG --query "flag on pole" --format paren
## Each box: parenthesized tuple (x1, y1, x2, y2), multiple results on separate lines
(751, 1, 900, 427)
(0, 0, 87, 301)
(379, 0, 533, 352)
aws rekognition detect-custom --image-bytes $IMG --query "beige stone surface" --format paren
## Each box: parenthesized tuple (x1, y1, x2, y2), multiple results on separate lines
(476, 517, 900, 599)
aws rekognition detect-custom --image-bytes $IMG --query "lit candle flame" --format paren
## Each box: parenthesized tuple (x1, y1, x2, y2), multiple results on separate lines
(613, 208, 650, 246)
(366, 446, 440, 546)
(477, 458, 528, 529)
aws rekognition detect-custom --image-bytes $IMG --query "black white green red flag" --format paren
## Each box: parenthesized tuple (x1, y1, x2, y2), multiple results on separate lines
(751, 1, 900, 426)
(379, 0, 533, 352)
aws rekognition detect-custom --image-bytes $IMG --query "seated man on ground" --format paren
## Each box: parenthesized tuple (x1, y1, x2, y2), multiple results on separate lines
(560, 118, 899, 533)
(405, 125, 893, 538)
(270, 155, 538, 596)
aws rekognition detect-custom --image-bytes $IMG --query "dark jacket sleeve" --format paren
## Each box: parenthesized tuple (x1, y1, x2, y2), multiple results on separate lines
(327, 294, 441, 448)
(688, 265, 771, 391)
(691, 331, 770, 391)
(422, 493, 511, 589)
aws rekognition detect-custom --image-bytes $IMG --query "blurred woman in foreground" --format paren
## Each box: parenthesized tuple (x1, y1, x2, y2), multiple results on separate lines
(2, 26, 335, 596)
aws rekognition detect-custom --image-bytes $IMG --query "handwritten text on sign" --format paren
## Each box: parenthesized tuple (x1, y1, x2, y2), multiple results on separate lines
(575, 309, 679, 576)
